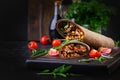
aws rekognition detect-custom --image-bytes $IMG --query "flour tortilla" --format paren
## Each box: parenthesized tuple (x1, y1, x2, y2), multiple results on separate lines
(56, 19, 115, 49)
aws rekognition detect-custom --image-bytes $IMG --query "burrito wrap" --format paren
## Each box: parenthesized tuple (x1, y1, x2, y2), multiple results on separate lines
(56, 19, 115, 49)
(78, 25, 115, 49)
(59, 40, 90, 58)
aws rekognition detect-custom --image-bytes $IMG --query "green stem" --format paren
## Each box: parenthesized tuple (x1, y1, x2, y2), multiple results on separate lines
(37, 72, 81, 78)
(30, 49, 48, 59)
(37, 72, 67, 78)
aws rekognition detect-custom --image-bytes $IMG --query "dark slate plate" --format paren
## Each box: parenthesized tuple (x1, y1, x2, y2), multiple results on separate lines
(25, 47, 120, 75)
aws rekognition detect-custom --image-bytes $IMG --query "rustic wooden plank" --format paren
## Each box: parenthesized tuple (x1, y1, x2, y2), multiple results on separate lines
(28, 0, 54, 41)
(42, 0, 54, 36)
(28, 0, 41, 40)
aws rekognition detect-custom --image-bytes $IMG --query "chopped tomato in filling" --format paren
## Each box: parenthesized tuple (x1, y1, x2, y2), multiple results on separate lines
(64, 25, 84, 40)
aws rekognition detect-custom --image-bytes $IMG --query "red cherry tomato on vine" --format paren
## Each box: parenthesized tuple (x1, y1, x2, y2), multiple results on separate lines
(89, 49, 101, 58)
(52, 39, 61, 47)
(40, 35, 50, 45)
(28, 41, 38, 50)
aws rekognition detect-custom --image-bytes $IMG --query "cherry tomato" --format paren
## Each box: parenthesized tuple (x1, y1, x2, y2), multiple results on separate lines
(52, 39, 61, 47)
(95, 51, 101, 57)
(28, 41, 38, 50)
(89, 49, 101, 58)
(48, 48, 59, 57)
(40, 35, 50, 45)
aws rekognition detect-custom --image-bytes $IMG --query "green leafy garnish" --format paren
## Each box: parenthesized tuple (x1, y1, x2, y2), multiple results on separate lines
(66, 0, 116, 33)
(64, 24, 69, 29)
(114, 41, 120, 47)
(30, 49, 48, 59)
(78, 56, 110, 63)
(37, 65, 81, 78)
(53, 40, 71, 50)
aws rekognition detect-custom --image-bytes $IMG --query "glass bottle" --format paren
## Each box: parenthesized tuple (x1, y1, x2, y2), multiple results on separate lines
(49, 0, 63, 41)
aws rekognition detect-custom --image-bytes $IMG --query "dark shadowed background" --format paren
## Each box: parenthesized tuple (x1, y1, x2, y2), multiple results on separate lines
(0, 0, 28, 41)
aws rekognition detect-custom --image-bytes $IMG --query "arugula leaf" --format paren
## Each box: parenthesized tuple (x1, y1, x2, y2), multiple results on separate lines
(37, 65, 79, 78)
(53, 40, 71, 50)
(30, 49, 48, 58)
(40, 69, 50, 73)
(57, 65, 72, 73)
(78, 56, 110, 63)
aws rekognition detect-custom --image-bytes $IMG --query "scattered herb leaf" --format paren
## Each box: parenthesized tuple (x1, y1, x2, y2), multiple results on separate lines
(30, 49, 48, 59)
(114, 41, 120, 47)
(37, 65, 81, 78)
(53, 40, 71, 50)
(78, 56, 111, 63)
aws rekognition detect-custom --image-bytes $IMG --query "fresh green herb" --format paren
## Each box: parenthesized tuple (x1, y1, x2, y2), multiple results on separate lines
(54, 40, 83, 50)
(114, 41, 120, 47)
(53, 40, 71, 50)
(37, 65, 81, 78)
(66, 0, 116, 33)
(98, 56, 108, 62)
(78, 56, 110, 63)
(30, 49, 48, 59)
(64, 24, 69, 29)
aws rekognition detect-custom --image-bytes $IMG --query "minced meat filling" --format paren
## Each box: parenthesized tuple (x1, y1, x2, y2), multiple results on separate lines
(60, 43, 87, 58)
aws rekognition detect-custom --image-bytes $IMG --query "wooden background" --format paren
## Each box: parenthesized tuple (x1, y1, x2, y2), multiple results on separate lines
(28, 0, 54, 41)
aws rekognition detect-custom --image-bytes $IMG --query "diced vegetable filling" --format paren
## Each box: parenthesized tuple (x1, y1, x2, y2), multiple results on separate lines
(64, 24, 84, 40)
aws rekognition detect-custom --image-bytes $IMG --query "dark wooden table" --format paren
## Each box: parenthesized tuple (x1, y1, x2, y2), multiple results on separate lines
(0, 41, 120, 80)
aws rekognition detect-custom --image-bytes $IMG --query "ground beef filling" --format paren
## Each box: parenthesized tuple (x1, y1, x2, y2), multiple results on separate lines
(60, 43, 87, 58)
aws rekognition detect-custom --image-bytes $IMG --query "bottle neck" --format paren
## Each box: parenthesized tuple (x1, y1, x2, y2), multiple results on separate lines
(54, 1, 63, 18)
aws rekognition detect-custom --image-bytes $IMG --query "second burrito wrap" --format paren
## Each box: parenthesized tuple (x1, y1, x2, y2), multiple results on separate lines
(55, 19, 115, 49)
